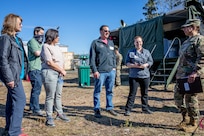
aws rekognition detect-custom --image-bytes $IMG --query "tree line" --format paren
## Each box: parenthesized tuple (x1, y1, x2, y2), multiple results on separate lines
(143, 0, 186, 21)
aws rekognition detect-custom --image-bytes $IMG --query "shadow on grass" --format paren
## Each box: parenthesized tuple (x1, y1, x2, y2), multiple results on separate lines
(200, 110, 204, 116)
(149, 96, 174, 102)
(64, 105, 177, 130)
(0, 104, 5, 117)
(149, 87, 174, 93)
(116, 103, 178, 113)
(84, 113, 176, 131)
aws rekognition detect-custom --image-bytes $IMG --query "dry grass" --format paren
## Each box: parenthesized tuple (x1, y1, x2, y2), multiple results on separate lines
(0, 69, 204, 136)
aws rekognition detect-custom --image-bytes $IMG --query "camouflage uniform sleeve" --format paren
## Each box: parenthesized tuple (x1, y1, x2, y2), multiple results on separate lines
(195, 36, 204, 78)
(118, 54, 123, 66)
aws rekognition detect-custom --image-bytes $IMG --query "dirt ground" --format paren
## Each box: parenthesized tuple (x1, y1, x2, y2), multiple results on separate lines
(1, 69, 204, 136)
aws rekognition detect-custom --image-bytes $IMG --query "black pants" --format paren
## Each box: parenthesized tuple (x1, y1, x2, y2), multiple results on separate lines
(125, 77, 150, 111)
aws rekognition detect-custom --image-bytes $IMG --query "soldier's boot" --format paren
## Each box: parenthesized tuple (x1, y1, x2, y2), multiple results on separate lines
(181, 118, 198, 133)
(177, 114, 189, 129)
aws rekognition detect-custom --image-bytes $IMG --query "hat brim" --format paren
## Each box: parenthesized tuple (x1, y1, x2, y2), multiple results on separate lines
(181, 24, 191, 28)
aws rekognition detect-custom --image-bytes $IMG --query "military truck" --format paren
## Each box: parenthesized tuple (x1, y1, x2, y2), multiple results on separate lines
(109, 0, 204, 89)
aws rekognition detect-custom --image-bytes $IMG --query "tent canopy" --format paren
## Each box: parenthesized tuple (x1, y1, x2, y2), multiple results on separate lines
(119, 17, 164, 62)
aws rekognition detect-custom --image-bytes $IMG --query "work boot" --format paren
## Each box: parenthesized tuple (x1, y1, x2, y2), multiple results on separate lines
(177, 114, 189, 129)
(181, 118, 198, 133)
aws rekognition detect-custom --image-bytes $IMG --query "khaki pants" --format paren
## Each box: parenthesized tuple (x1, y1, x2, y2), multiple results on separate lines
(115, 69, 121, 85)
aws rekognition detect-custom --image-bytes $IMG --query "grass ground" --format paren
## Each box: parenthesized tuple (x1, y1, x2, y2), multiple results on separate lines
(0, 69, 204, 136)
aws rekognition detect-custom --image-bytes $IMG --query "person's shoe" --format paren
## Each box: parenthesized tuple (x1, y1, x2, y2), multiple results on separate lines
(177, 116, 190, 130)
(46, 116, 55, 127)
(181, 119, 198, 133)
(107, 110, 118, 116)
(142, 109, 153, 114)
(94, 110, 102, 118)
(56, 113, 70, 122)
(124, 110, 130, 116)
(19, 134, 28, 136)
(181, 123, 198, 133)
(33, 110, 45, 117)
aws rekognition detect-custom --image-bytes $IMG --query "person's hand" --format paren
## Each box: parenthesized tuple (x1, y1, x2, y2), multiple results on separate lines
(6, 81, 15, 89)
(141, 63, 149, 68)
(60, 70, 67, 76)
(188, 72, 197, 83)
(93, 72, 100, 79)
(133, 63, 140, 68)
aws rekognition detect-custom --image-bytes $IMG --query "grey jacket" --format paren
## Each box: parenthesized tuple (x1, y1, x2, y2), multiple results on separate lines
(0, 34, 28, 86)
(126, 48, 153, 78)
(89, 38, 116, 73)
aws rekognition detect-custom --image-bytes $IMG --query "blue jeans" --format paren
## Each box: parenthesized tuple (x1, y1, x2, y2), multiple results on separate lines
(41, 69, 64, 117)
(5, 80, 26, 136)
(93, 70, 116, 111)
(28, 70, 42, 112)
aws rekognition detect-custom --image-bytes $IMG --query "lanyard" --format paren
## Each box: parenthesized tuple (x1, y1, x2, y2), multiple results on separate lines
(15, 37, 25, 79)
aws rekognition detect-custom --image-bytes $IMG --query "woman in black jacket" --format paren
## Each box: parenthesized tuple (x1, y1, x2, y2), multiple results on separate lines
(0, 13, 28, 136)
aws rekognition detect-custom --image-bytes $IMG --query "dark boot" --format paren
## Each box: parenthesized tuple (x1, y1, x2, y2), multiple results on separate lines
(177, 110, 189, 129)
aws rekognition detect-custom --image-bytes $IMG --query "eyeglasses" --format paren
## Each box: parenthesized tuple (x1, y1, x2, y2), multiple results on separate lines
(103, 30, 110, 33)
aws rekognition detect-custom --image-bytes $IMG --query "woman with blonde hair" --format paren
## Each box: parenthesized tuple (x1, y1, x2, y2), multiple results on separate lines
(0, 13, 28, 136)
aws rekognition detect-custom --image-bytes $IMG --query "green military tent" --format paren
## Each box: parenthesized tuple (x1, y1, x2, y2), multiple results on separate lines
(116, 0, 204, 63)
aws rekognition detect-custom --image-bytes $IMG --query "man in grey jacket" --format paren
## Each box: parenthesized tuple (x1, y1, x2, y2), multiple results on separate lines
(89, 25, 117, 118)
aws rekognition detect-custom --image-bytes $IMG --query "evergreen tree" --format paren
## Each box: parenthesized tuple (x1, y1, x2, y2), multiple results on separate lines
(156, 0, 184, 14)
(143, 0, 160, 20)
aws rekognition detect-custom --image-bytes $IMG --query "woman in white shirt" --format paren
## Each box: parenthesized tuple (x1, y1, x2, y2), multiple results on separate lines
(41, 29, 69, 127)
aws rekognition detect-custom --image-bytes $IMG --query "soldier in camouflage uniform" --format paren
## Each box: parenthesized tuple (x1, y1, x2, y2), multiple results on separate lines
(174, 19, 204, 133)
(114, 46, 123, 86)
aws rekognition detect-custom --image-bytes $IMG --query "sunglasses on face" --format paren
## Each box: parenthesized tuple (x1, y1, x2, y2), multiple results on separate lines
(103, 30, 110, 33)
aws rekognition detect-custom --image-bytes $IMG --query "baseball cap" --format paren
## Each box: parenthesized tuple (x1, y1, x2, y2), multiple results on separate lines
(181, 19, 201, 28)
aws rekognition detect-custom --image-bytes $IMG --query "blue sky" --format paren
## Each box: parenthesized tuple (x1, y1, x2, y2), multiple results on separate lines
(0, 0, 147, 54)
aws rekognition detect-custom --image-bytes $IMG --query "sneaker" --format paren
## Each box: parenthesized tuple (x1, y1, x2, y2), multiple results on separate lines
(33, 110, 45, 117)
(56, 113, 70, 122)
(46, 116, 55, 127)
(94, 110, 102, 118)
(142, 109, 153, 114)
(107, 110, 118, 116)
(124, 110, 130, 116)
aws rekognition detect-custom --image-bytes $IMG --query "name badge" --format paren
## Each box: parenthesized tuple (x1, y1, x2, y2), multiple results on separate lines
(110, 46, 114, 50)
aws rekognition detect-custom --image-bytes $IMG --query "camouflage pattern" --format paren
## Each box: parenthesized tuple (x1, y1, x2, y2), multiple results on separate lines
(174, 83, 199, 120)
(115, 52, 123, 86)
(176, 34, 204, 79)
(181, 19, 200, 28)
(174, 34, 204, 120)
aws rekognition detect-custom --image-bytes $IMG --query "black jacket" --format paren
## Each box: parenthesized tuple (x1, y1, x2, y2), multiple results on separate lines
(0, 34, 28, 86)
(89, 38, 116, 73)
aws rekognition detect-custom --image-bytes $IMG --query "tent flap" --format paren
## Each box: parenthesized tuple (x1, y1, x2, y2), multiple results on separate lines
(119, 16, 164, 62)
